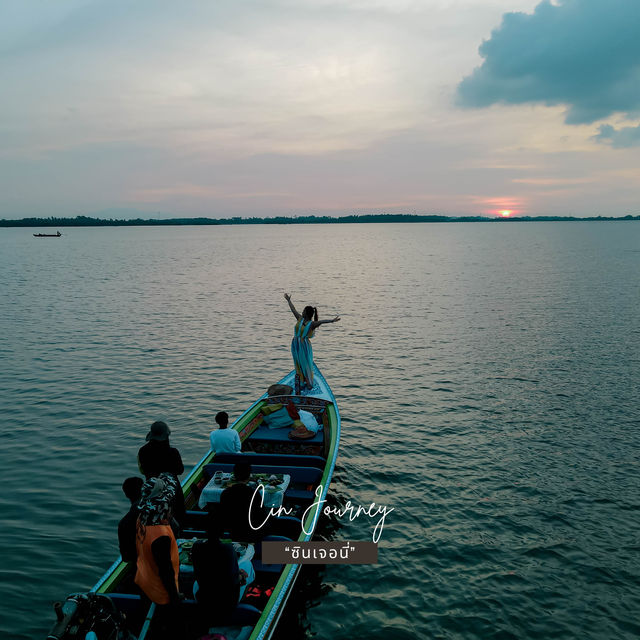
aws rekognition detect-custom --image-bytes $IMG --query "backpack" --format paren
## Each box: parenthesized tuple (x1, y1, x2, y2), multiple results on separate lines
(46, 593, 134, 640)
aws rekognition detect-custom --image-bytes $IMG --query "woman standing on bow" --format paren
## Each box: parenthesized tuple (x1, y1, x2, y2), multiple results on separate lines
(284, 293, 340, 392)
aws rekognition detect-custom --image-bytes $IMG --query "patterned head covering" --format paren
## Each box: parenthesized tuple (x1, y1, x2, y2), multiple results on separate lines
(137, 472, 179, 527)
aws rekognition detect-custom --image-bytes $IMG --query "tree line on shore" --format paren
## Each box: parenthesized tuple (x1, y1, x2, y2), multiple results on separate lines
(1, 213, 639, 227)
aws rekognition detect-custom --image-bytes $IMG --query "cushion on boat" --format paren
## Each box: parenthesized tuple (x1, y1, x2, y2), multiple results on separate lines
(249, 423, 323, 445)
(268, 383, 293, 396)
(260, 403, 284, 416)
(298, 410, 319, 433)
(288, 425, 316, 440)
(262, 407, 294, 429)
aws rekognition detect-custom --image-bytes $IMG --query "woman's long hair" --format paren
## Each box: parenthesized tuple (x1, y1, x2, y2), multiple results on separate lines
(302, 306, 318, 322)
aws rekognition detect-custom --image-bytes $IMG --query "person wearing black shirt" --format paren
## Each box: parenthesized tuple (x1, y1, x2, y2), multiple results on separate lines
(219, 462, 269, 542)
(137, 421, 186, 528)
(117, 476, 143, 562)
(137, 421, 184, 478)
(192, 521, 241, 627)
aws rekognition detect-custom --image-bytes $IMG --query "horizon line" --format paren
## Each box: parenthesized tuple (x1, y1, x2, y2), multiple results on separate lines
(2, 213, 639, 227)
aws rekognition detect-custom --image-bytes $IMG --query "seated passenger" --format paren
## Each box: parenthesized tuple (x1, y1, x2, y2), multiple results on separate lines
(192, 516, 255, 628)
(219, 462, 269, 542)
(209, 411, 241, 454)
(118, 476, 143, 563)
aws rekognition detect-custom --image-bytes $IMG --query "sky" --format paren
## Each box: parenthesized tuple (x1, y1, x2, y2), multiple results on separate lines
(1, 0, 639, 219)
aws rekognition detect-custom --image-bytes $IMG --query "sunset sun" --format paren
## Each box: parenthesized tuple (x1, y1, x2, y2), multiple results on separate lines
(500, 210, 512, 217)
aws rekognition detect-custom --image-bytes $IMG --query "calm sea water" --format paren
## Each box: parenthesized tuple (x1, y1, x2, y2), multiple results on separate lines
(1, 222, 639, 639)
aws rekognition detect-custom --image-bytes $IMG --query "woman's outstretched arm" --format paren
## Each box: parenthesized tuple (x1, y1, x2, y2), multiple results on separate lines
(311, 316, 340, 329)
(284, 293, 301, 320)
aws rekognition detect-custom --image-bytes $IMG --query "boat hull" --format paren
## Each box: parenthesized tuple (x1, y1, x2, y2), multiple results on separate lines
(84, 365, 340, 640)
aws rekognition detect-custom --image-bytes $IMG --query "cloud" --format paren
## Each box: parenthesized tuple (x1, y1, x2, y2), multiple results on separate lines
(456, 0, 640, 125)
(2, 0, 639, 217)
(0, 0, 427, 160)
(511, 177, 591, 186)
(594, 123, 640, 148)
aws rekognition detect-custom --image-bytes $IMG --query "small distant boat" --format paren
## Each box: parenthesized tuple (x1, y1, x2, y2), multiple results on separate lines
(33, 231, 62, 237)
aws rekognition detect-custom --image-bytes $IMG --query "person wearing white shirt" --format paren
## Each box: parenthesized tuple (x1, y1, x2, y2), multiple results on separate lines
(209, 411, 241, 454)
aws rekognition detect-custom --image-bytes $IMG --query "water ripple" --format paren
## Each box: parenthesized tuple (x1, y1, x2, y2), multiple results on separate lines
(1, 223, 639, 639)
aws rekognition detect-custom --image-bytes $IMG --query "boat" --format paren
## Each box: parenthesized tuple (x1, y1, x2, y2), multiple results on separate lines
(33, 231, 62, 237)
(46, 364, 340, 640)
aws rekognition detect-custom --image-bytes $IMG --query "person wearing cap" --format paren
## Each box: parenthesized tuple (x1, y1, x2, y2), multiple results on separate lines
(137, 421, 186, 529)
(137, 421, 184, 479)
(209, 411, 242, 454)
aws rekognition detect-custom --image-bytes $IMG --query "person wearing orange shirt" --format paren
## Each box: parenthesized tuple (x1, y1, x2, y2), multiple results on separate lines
(135, 473, 186, 639)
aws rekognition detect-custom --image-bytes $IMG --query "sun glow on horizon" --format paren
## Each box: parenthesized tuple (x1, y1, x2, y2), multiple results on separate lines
(479, 198, 524, 218)
(488, 208, 521, 217)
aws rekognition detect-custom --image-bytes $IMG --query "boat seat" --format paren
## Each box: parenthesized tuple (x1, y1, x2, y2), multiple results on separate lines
(248, 423, 324, 445)
(252, 535, 292, 575)
(270, 515, 303, 539)
(180, 595, 260, 627)
(231, 603, 261, 626)
(105, 593, 143, 616)
(284, 487, 316, 502)
(204, 603, 261, 630)
(184, 509, 209, 525)
(203, 464, 323, 486)
(181, 509, 209, 536)
(213, 453, 326, 468)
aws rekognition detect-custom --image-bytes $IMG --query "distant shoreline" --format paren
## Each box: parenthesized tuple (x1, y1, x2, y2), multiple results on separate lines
(1, 213, 639, 227)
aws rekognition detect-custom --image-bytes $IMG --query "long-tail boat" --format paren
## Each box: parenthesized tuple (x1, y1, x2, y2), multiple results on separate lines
(46, 365, 340, 640)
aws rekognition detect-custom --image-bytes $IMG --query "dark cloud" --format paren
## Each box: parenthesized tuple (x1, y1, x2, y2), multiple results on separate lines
(456, 0, 640, 125)
(594, 123, 640, 148)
